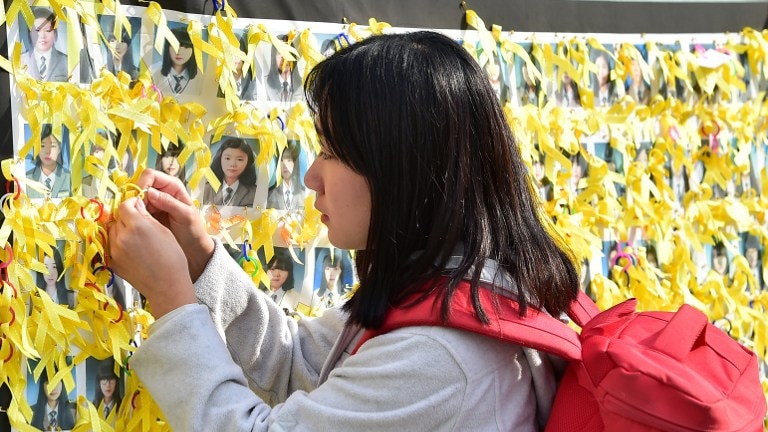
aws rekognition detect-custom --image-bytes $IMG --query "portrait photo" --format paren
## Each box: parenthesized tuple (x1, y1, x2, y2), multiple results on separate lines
(150, 23, 206, 96)
(99, 15, 142, 82)
(149, 140, 191, 188)
(25, 123, 72, 199)
(20, 7, 71, 82)
(85, 357, 124, 426)
(202, 136, 260, 208)
(313, 248, 355, 309)
(264, 34, 304, 105)
(590, 45, 620, 108)
(267, 140, 307, 213)
(27, 359, 77, 431)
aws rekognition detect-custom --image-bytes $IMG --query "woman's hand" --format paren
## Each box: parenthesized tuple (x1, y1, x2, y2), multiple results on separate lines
(109, 197, 197, 318)
(136, 169, 215, 282)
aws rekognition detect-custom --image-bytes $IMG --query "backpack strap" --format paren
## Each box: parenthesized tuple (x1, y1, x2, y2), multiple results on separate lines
(353, 279, 584, 361)
(567, 290, 600, 328)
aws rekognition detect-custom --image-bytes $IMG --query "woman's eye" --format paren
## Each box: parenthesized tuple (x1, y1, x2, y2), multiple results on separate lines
(318, 151, 333, 161)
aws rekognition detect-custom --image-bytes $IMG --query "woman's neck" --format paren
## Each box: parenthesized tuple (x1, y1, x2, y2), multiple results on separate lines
(172, 64, 185, 74)
(47, 400, 58, 409)
(41, 165, 56, 176)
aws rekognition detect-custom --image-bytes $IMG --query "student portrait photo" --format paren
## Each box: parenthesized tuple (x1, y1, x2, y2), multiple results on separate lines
(21, 7, 69, 82)
(151, 25, 204, 96)
(151, 141, 188, 187)
(590, 46, 619, 107)
(202, 136, 259, 207)
(267, 140, 306, 212)
(34, 243, 75, 308)
(512, 43, 542, 107)
(265, 34, 303, 105)
(100, 15, 142, 82)
(26, 124, 72, 199)
(87, 358, 124, 426)
(27, 361, 77, 431)
(217, 29, 260, 101)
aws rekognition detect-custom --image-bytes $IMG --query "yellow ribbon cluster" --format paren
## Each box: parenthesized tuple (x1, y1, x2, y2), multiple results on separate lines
(1, 0, 768, 428)
(467, 8, 768, 403)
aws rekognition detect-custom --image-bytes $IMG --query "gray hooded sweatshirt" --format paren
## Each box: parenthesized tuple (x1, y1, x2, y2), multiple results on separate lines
(130, 240, 560, 431)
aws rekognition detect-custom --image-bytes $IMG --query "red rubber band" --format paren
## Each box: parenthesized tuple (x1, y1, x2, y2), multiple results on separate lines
(1, 280, 18, 298)
(80, 198, 104, 221)
(131, 390, 140, 409)
(0, 339, 13, 363)
(0, 245, 12, 269)
(102, 300, 124, 323)
(5, 178, 20, 200)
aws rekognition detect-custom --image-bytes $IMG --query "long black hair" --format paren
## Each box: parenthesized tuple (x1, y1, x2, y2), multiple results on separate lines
(210, 137, 257, 187)
(161, 27, 197, 79)
(305, 31, 579, 328)
(266, 248, 295, 291)
(92, 359, 122, 410)
(30, 373, 75, 429)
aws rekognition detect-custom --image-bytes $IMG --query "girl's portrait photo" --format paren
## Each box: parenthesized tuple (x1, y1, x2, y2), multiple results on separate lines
(26, 124, 71, 199)
(267, 140, 306, 212)
(590, 46, 619, 107)
(28, 361, 77, 431)
(265, 34, 303, 105)
(512, 43, 541, 107)
(260, 247, 307, 316)
(202, 137, 259, 207)
(87, 358, 123, 426)
(313, 248, 354, 309)
(34, 243, 75, 308)
(99, 15, 141, 82)
(625, 45, 650, 105)
(151, 25, 204, 96)
(151, 141, 188, 186)
(20, 7, 70, 82)
(217, 29, 260, 101)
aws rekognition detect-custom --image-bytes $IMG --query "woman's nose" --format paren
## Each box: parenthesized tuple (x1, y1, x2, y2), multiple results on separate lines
(304, 160, 320, 192)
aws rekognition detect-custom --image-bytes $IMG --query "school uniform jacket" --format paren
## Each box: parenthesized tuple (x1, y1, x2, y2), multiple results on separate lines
(26, 164, 71, 198)
(21, 48, 69, 82)
(202, 182, 257, 207)
(130, 239, 560, 431)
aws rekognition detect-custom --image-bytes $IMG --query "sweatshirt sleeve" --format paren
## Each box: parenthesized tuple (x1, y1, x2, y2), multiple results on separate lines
(128, 309, 478, 432)
(132, 239, 346, 404)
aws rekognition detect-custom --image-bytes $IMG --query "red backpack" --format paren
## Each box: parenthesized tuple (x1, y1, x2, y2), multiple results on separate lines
(354, 279, 767, 431)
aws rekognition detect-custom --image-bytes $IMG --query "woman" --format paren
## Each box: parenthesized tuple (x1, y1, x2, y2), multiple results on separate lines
(625, 58, 649, 105)
(592, 51, 617, 107)
(155, 143, 186, 185)
(151, 27, 202, 96)
(265, 34, 303, 104)
(26, 124, 71, 199)
(105, 29, 139, 81)
(92, 360, 122, 424)
(30, 374, 75, 430)
(110, 31, 579, 431)
(266, 141, 304, 211)
(217, 32, 258, 101)
(316, 249, 348, 308)
(35, 247, 73, 308)
(202, 137, 258, 207)
(264, 248, 302, 314)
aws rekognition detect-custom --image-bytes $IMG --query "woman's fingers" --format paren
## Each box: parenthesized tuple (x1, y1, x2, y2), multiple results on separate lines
(137, 169, 194, 208)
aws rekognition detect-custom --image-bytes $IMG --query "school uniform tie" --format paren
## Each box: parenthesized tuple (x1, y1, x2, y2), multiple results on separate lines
(223, 186, 234, 205)
(104, 404, 111, 418)
(49, 410, 57, 429)
(281, 81, 289, 102)
(172, 75, 186, 93)
(39, 56, 47, 78)
(45, 178, 52, 190)
(284, 189, 292, 208)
